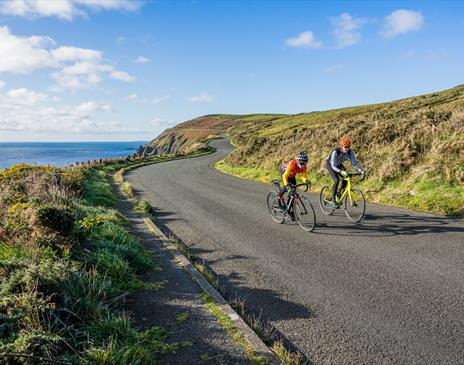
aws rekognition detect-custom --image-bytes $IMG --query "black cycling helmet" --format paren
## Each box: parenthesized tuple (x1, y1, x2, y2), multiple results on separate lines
(295, 151, 308, 164)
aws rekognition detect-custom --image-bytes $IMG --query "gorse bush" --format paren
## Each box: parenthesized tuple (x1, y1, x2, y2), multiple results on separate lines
(0, 165, 172, 364)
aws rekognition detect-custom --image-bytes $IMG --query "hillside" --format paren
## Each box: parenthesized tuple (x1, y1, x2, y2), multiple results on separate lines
(140, 86, 464, 217)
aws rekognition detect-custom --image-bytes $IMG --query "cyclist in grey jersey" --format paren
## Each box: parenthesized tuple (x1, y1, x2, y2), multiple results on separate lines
(325, 136, 365, 207)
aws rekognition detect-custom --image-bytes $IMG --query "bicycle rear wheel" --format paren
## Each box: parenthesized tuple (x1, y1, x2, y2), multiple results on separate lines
(319, 185, 335, 215)
(294, 195, 316, 232)
(266, 192, 286, 223)
(344, 188, 366, 223)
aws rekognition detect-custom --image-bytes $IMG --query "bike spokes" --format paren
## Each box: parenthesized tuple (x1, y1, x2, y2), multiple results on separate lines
(294, 195, 316, 232)
(344, 188, 366, 223)
(319, 184, 335, 215)
(267, 191, 286, 223)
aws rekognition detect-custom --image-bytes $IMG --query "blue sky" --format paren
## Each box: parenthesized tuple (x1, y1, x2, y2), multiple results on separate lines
(0, 0, 463, 141)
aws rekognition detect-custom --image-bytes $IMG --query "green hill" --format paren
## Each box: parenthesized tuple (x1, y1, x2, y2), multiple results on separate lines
(141, 86, 464, 217)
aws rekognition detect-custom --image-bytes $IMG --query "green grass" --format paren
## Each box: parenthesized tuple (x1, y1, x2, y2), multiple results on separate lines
(271, 340, 305, 365)
(200, 291, 269, 365)
(121, 181, 135, 198)
(175, 312, 189, 323)
(0, 163, 177, 364)
(216, 157, 464, 218)
(83, 169, 118, 207)
(215, 159, 278, 184)
(135, 200, 155, 216)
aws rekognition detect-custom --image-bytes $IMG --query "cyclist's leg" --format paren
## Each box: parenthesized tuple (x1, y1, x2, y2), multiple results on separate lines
(287, 177, 297, 219)
(277, 170, 291, 208)
(325, 162, 340, 202)
(339, 165, 347, 193)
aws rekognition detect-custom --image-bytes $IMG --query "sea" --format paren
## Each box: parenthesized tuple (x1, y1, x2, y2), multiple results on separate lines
(0, 141, 147, 170)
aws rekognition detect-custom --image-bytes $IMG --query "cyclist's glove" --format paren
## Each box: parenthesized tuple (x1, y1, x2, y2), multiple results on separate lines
(339, 170, 348, 177)
(361, 170, 367, 178)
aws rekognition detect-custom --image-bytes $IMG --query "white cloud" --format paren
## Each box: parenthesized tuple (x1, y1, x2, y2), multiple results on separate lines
(0, 0, 142, 21)
(0, 26, 58, 74)
(0, 87, 140, 135)
(51, 46, 102, 62)
(110, 70, 135, 82)
(0, 80, 5, 89)
(76, 101, 112, 113)
(52, 63, 135, 90)
(330, 13, 365, 48)
(5, 88, 48, 105)
(188, 92, 213, 103)
(133, 56, 150, 64)
(0, 0, 75, 20)
(126, 93, 137, 101)
(382, 9, 424, 37)
(0, 26, 133, 90)
(51, 62, 110, 90)
(286, 31, 322, 48)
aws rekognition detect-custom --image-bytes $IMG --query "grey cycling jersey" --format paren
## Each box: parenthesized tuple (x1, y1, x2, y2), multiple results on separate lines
(327, 148, 362, 173)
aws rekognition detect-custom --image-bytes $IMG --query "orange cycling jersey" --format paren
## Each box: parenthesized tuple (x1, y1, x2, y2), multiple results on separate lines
(281, 159, 308, 186)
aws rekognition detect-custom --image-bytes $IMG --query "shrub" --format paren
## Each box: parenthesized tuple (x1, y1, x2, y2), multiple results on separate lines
(36, 205, 75, 234)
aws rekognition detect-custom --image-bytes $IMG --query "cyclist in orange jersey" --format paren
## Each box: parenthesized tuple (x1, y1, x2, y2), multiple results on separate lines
(277, 152, 310, 218)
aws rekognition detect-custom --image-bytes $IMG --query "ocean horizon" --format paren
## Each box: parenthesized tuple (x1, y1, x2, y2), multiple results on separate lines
(0, 141, 148, 170)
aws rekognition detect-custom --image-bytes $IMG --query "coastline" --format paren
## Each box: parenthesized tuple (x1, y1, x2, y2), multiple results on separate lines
(0, 141, 147, 170)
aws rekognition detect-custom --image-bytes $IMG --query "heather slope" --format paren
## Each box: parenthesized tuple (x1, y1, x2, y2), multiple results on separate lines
(141, 86, 464, 216)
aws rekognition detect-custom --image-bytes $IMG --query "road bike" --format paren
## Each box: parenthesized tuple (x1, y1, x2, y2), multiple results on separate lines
(267, 180, 316, 232)
(319, 172, 366, 222)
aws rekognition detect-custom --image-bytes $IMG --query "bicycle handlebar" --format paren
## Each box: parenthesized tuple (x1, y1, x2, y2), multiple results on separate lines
(289, 182, 311, 192)
(343, 171, 366, 181)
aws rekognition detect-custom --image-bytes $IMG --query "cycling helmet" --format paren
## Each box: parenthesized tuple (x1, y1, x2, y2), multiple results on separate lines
(339, 136, 352, 148)
(295, 151, 309, 164)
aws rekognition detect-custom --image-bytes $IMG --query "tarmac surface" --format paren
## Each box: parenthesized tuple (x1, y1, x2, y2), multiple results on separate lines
(127, 139, 464, 365)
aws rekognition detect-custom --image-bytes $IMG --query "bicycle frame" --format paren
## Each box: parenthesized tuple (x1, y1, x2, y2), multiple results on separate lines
(329, 173, 361, 206)
(268, 180, 316, 231)
(334, 176, 352, 206)
(272, 179, 308, 214)
(285, 185, 309, 215)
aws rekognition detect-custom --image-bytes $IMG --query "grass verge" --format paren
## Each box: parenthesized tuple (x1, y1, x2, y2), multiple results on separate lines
(215, 159, 464, 218)
(0, 163, 178, 364)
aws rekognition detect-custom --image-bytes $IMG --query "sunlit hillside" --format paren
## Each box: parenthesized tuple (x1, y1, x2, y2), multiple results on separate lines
(141, 86, 464, 217)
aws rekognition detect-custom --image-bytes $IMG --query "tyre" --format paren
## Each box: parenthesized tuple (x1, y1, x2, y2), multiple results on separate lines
(319, 185, 335, 215)
(344, 188, 366, 223)
(294, 195, 316, 232)
(266, 191, 285, 223)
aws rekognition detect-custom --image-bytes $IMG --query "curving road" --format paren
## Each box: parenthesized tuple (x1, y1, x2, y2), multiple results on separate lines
(127, 139, 464, 365)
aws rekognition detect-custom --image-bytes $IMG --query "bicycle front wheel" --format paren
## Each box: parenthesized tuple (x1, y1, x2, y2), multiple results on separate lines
(294, 195, 316, 232)
(344, 188, 366, 223)
(319, 185, 335, 215)
(267, 192, 286, 224)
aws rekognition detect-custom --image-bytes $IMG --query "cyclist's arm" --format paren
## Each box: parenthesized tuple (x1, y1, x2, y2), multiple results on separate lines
(349, 150, 363, 172)
(300, 166, 308, 183)
(282, 162, 293, 186)
(330, 151, 342, 173)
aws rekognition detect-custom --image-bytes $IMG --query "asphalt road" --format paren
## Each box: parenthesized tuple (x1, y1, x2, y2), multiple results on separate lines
(127, 139, 464, 365)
